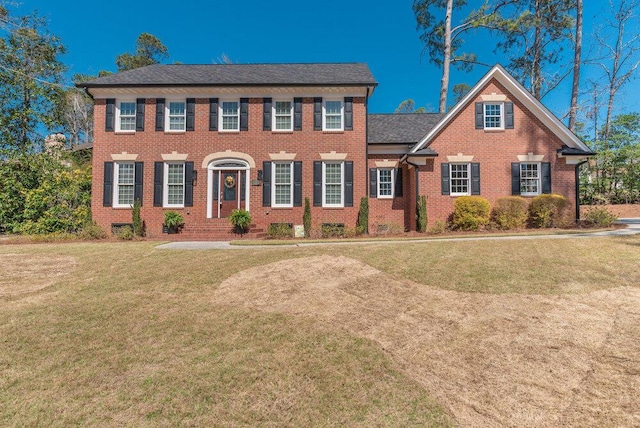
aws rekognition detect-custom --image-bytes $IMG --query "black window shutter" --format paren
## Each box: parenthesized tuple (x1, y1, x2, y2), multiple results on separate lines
(293, 161, 302, 207)
(313, 97, 322, 131)
(105, 99, 115, 132)
(155, 98, 165, 131)
(369, 168, 377, 198)
(395, 168, 403, 197)
(542, 162, 551, 194)
(185, 162, 194, 207)
(511, 163, 521, 195)
(135, 99, 145, 131)
(209, 98, 218, 131)
(471, 163, 480, 195)
(344, 161, 354, 207)
(313, 161, 322, 206)
(153, 162, 163, 207)
(262, 161, 271, 207)
(441, 163, 450, 195)
(475, 102, 484, 129)
(344, 97, 353, 131)
(134, 162, 144, 205)
(505, 102, 514, 129)
(294, 97, 302, 131)
(186, 98, 195, 131)
(213, 172, 219, 200)
(103, 162, 113, 206)
(263, 98, 272, 131)
(240, 98, 249, 131)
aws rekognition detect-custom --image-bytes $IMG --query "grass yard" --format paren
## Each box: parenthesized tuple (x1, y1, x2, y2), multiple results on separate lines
(1, 234, 639, 426)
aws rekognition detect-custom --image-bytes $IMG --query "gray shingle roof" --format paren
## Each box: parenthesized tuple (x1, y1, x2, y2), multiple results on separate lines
(368, 113, 445, 145)
(78, 63, 377, 87)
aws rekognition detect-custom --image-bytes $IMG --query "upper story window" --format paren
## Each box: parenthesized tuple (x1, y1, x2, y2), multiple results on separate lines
(484, 103, 503, 129)
(167, 101, 186, 131)
(323, 99, 343, 131)
(377, 169, 394, 198)
(273, 100, 293, 131)
(520, 162, 540, 196)
(117, 101, 136, 132)
(450, 163, 470, 196)
(220, 100, 240, 131)
(114, 162, 135, 207)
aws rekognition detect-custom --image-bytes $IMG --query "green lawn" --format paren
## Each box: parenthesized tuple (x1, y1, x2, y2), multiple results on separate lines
(2, 235, 639, 426)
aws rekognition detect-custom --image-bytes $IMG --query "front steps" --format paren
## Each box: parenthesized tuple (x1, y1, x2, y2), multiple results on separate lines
(158, 218, 265, 241)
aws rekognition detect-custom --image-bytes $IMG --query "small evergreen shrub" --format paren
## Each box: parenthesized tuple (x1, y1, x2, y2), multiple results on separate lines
(356, 197, 369, 235)
(80, 221, 106, 240)
(374, 223, 404, 235)
(115, 225, 133, 240)
(267, 223, 293, 238)
(417, 195, 427, 232)
(303, 197, 311, 238)
(451, 196, 491, 231)
(528, 194, 570, 228)
(582, 206, 617, 227)
(229, 209, 251, 233)
(491, 196, 529, 230)
(321, 223, 345, 238)
(132, 198, 144, 237)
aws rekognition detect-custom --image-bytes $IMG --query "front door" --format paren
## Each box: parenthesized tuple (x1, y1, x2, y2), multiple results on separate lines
(215, 170, 245, 218)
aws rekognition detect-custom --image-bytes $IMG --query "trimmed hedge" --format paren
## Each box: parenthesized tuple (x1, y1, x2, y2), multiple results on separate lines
(491, 196, 528, 230)
(451, 196, 491, 231)
(528, 194, 570, 228)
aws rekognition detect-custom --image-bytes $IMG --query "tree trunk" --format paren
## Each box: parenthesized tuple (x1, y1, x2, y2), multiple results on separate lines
(568, 0, 582, 132)
(439, 0, 453, 114)
(532, 0, 543, 99)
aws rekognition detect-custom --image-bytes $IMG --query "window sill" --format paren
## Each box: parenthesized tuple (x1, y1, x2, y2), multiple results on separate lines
(272, 130, 294, 134)
(322, 130, 345, 134)
(218, 130, 241, 134)
(115, 131, 136, 135)
(321, 206, 345, 209)
(111, 206, 133, 210)
(164, 131, 186, 135)
(270, 206, 294, 210)
(482, 129, 505, 132)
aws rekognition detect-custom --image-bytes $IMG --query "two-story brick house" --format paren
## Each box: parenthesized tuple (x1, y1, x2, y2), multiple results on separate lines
(79, 63, 593, 238)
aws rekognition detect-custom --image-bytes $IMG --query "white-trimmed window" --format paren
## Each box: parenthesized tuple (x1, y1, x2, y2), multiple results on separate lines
(520, 162, 540, 196)
(323, 161, 344, 207)
(323, 99, 343, 131)
(450, 163, 470, 196)
(117, 101, 136, 132)
(273, 100, 293, 131)
(114, 162, 135, 207)
(377, 168, 394, 198)
(272, 162, 293, 207)
(220, 100, 240, 131)
(167, 101, 186, 131)
(164, 163, 185, 207)
(484, 103, 503, 129)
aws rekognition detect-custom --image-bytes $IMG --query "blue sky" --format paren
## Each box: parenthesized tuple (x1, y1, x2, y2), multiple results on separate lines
(19, 1, 640, 124)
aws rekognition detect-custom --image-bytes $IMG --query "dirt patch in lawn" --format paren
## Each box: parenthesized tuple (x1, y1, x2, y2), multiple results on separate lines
(214, 255, 640, 427)
(0, 253, 77, 298)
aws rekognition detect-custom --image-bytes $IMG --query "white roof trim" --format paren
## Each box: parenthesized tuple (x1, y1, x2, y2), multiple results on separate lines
(410, 64, 592, 154)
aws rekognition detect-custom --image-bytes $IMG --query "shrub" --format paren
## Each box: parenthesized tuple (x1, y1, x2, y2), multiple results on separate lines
(163, 211, 184, 228)
(80, 221, 106, 240)
(451, 196, 491, 231)
(267, 223, 293, 239)
(229, 209, 251, 233)
(491, 196, 528, 230)
(115, 225, 133, 240)
(132, 198, 144, 237)
(356, 197, 369, 235)
(374, 223, 404, 235)
(321, 223, 345, 238)
(582, 206, 617, 227)
(428, 220, 448, 234)
(528, 194, 570, 228)
(417, 195, 427, 233)
(303, 197, 311, 238)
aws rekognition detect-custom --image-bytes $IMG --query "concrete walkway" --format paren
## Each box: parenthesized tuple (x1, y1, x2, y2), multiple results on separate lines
(155, 218, 640, 250)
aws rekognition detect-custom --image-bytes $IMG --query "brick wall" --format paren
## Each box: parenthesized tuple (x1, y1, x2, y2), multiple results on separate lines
(92, 96, 368, 237)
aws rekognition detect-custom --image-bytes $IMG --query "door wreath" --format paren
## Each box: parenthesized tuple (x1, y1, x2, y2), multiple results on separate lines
(224, 175, 236, 189)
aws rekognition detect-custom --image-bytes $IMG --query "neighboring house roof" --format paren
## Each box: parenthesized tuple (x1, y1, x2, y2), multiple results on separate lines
(78, 63, 378, 88)
(368, 113, 445, 145)
(409, 64, 593, 155)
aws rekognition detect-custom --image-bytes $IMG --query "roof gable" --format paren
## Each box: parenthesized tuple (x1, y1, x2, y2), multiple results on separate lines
(409, 64, 592, 154)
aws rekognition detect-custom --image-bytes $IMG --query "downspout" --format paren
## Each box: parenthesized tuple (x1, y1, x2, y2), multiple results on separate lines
(575, 159, 588, 222)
